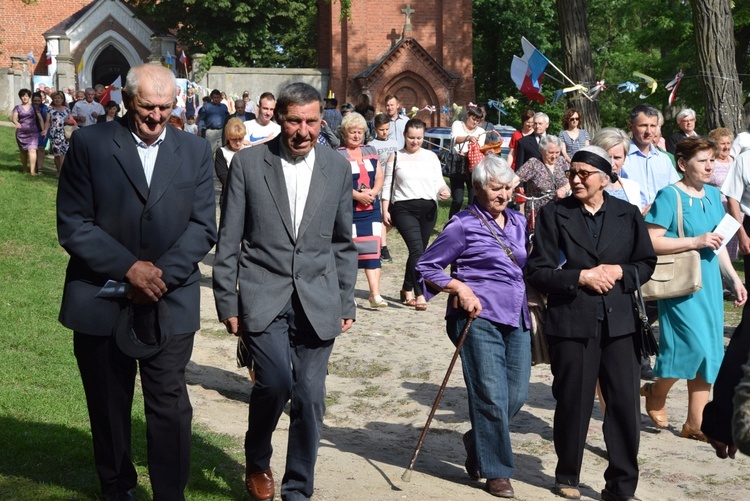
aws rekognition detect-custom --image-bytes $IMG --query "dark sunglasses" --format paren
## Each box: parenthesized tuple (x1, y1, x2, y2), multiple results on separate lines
(566, 169, 599, 181)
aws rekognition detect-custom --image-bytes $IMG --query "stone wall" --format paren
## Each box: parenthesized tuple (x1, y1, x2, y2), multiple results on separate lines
(193, 66, 331, 103)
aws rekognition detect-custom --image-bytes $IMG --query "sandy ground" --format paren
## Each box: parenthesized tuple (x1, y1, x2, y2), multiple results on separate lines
(188, 222, 750, 500)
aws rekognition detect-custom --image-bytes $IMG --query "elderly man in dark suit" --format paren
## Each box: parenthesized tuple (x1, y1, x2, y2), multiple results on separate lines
(213, 82, 358, 501)
(57, 63, 217, 500)
(514, 111, 549, 169)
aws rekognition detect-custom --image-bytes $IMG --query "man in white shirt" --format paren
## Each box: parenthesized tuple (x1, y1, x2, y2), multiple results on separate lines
(213, 82, 357, 501)
(72, 87, 105, 127)
(243, 92, 281, 146)
(385, 94, 408, 148)
(722, 150, 750, 280)
(731, 131, 750, 160)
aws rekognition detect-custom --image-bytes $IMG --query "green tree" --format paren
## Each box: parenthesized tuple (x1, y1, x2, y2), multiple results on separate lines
(126, 0, 318, 70)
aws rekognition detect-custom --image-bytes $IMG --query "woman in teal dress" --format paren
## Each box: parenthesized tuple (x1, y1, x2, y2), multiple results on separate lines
(642, 138, 747, 441)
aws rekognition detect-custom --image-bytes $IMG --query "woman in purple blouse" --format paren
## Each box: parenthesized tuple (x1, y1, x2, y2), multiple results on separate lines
(416, 154, 530, 499)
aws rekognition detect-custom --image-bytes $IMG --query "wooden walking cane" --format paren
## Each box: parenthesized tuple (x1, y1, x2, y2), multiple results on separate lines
(401, 316, 474, 482)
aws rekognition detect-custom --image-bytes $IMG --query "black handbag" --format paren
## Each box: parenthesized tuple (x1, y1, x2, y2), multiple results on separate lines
(442, 135, 469, 177)
(442, 151, 467, 177)
(634, 274, 659, 358)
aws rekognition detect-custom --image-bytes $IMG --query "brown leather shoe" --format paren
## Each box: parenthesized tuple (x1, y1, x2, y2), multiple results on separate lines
(554, 482, 581, 499)
(679, 423, 708, 442)
(486, 478, 514, 498)
(640, 382, 668, 428)
(245, 467, 274, 501)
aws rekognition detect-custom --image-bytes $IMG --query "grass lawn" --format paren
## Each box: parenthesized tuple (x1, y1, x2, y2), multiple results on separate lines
(0, 124, 244, 499)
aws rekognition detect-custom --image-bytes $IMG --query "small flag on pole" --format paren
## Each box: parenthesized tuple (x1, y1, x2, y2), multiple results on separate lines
(510, 37, 549, 103)
(27, 51, 37, 65)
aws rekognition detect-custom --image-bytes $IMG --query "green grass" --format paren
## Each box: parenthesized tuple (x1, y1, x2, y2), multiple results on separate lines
(0, 126, 245, 499)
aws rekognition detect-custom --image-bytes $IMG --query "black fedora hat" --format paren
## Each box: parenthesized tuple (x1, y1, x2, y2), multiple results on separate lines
(115, 301, 173, 359)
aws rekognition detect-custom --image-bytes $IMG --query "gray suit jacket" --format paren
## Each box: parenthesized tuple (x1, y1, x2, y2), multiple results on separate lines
(57, 116, 217, 336)
(212, 138, 357, 340)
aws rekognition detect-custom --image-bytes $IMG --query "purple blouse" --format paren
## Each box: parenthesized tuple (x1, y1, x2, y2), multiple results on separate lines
(416, 202, 531, 328)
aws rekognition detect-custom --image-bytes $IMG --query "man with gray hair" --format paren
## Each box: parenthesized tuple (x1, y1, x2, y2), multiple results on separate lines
(514, 112, 550, 168)
(666, 108, 700, 154)
(213, 82, 357, 501)
(57, 63, 217, 499)
(72, 87, 105, 127)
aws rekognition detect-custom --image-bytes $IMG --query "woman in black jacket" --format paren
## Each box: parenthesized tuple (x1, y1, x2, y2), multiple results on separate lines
(527, 146, 656, 501)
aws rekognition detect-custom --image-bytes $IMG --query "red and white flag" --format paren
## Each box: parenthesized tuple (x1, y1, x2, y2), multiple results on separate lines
(510, 38, 549, 103)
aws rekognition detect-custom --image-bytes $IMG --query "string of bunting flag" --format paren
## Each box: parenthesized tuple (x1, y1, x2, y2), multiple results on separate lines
(508, 37, 723, 106)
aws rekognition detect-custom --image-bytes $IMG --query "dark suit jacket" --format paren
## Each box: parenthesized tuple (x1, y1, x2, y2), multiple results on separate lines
(526, 193, 656, 339)
(666, 131, 701, 154)
(57, 115, 217, 336)
(515, 133, 543, 170)
(212, 138, 358, 340)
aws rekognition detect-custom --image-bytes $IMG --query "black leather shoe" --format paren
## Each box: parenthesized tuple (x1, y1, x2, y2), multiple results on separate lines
(462, 431, 481, 480)
(601, 488, 641, 501)
(106, 489, 135, 501)
(487, 478, 514, 498)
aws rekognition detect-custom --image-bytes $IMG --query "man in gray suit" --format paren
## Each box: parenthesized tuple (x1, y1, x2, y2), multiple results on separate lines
(213, 82, 357, 501)
(57, 64, 217, 500)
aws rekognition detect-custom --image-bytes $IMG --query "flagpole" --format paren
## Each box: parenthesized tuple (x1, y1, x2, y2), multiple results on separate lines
(545, 59, 593, 102)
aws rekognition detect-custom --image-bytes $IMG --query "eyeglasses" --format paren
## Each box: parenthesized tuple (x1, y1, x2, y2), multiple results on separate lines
(566, 169, 599, 181)
(569, 117, 580, 121)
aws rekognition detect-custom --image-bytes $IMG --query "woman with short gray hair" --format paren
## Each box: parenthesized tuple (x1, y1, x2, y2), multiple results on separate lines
(515, 134, 570, 217)
(592, 127, 643, 212)
(667, 107, 700, 154)
(416, 153, 530, 498)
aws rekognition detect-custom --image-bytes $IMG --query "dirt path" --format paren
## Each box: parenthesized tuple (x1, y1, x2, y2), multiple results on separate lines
(189, 229, 750, 500)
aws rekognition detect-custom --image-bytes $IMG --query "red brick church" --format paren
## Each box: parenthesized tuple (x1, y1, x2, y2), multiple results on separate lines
(2, 0, 475, 125)
(317, 0, 475, 126)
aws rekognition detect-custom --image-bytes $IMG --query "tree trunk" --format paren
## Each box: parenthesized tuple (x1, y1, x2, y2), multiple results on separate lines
(691, 0, 745, 133)
(556, 0, 601, 135)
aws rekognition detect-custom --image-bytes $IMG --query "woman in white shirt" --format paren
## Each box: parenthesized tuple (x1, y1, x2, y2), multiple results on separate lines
(449, 107, 486, 217)
(382, 119, 451, 310)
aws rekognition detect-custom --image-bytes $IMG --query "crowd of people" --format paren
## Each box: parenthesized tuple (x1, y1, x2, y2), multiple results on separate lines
(41, 61, 750, 501)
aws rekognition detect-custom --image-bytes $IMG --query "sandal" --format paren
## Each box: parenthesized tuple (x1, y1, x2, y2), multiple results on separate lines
(415, 302, 427, 311)
(401, 289, 415, 306)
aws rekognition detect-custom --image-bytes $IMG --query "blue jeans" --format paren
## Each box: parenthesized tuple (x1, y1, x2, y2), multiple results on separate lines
(447, 315, 531, 479)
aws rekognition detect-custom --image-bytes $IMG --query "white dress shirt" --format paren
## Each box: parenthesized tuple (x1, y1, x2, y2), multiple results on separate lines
(131, 127, 167, 187)
(281, 145, 316, 238)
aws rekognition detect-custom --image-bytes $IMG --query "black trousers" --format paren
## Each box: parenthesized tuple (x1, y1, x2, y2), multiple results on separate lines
(74, 331, 194, 500)
(244, 293, 334, 500)
(390, 199, 437, 296)
(547, 323, 641, 497)
(449, 171, 474, 218)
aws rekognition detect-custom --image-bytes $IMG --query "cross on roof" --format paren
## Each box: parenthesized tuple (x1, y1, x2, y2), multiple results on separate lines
(402, 3, 415, 32)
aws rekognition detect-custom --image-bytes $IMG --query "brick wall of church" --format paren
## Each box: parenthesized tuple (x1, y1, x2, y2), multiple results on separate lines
(0, 0, 92, 71)
(318, 0, 475, 115)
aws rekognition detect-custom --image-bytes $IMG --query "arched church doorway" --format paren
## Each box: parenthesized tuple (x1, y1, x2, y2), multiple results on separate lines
(92, 44, 129, 87)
